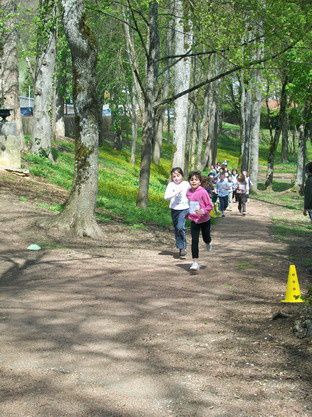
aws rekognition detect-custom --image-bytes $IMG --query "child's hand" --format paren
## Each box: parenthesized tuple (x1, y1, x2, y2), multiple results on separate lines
(195, 209, 205, 215)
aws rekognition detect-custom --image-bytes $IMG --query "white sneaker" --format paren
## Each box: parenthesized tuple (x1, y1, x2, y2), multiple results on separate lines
(190, 261, 200, 271)
(206, 242, 212, 251)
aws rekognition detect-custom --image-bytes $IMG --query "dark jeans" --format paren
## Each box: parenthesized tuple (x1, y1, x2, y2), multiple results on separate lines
(219, 195, 228, 212)
(190, 220, 211, 259)
(171, 208, 188, 249)
(233, 190, 237, 202)
(237, 193, 247, 213)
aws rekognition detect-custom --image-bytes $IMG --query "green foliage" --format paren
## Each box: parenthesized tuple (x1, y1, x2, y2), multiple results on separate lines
(23, 138, 172, 228)
(270, 217, 312, 240)
(36, 202, 63, 212)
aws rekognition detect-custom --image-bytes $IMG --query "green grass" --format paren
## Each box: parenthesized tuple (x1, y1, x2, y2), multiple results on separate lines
(20, 123, 311, 231)
(36, 202, 63, 212)
(271, 217, 312, 240)
(22, 139, 172, 228)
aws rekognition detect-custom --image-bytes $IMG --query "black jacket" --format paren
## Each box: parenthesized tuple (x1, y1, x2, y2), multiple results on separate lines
(304, 174, 312, 210)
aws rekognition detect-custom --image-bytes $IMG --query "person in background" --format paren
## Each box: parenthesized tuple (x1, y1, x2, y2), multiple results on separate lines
(187, 171, 213, 271)
(205, 174, 215, 198)
(236, 173, 248, 215)
(211, 175, 219, 214)
(231, 170, 238, 203)
(242, 170, 252, 201)
(303, 161, 312, 224)
(216, 172, 230, 217)
(164, 167, 190, 258)
(227, 174, 235, 211)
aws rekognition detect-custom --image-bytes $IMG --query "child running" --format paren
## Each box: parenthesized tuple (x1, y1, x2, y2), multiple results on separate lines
(186, 171, 213, 271)
(164, 167, 190, 258)
(236, 173, 248, 215)
(216, 172, 230, 217)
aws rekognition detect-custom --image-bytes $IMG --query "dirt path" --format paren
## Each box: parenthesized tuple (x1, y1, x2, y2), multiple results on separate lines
(0, 178, 311, 417)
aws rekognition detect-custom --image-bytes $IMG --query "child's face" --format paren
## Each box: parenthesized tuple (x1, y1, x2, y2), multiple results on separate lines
(172, 171, 183, 184)
(189, 175, 201, 190)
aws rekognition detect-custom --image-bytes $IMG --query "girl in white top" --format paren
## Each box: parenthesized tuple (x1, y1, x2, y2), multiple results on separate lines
(164, 167, 190, 258)
(236, 174, 248, 215)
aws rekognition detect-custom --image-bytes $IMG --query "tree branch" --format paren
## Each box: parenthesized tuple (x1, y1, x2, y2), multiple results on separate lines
(156, 40, 301, 108)
(85, 5, 137, 32)
(126, 0, 148, 59)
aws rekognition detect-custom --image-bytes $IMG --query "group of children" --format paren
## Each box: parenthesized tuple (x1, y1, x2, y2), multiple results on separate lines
(164, 160, 312, 272)
(164, 163, 251, 271)
(205, 162, 252, 217)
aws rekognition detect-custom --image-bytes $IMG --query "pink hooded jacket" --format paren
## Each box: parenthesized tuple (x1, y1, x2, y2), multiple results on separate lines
(186, 186, 213, 224)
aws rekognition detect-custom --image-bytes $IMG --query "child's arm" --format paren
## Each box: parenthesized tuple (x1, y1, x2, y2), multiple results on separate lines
(196, 190, 213, 215)
(164, 182, 183, 200)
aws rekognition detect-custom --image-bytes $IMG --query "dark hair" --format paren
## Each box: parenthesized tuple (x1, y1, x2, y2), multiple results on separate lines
(237, 173, 246, 183)
(305, 161, 312, 174)
(188, 170, 202, 181)
(171, 167, 184, 177)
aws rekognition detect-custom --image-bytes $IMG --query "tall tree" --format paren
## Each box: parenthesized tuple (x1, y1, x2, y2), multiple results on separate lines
(265, 75, 288, 188)
(136, 1, 159, 208)
(172, 0, 192, 170)
(0, 0, 23, 140)
(31, 0, 57, 158)
(43, 0, 102, 237)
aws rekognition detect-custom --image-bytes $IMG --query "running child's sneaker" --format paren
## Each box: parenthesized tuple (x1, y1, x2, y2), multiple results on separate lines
(190, 261, 200, 271)
(206, 242, 212, 251)
(179, 249, 187, 258)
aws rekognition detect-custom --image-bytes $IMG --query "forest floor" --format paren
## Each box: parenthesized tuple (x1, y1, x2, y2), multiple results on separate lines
(0, 171, 312, 417)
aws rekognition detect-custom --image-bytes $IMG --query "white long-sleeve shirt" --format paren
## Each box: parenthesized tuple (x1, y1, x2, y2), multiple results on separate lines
(164, 180, 190, 210)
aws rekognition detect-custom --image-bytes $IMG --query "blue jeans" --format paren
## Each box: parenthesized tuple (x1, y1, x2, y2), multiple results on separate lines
(171, 209, 188, 249)
(219, 195, 228, 212)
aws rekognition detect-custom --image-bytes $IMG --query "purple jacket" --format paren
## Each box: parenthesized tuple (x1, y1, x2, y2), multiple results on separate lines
(186, 186, 213, 224)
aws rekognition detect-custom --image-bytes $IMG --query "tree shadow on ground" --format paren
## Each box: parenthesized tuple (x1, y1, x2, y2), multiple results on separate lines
(0, 195, 312, 416)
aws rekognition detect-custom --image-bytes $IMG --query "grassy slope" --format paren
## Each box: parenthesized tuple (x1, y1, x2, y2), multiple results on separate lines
(22, 125, 312, 238)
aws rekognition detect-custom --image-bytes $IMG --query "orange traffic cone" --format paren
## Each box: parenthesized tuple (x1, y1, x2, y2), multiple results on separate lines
(281, 264, 304, 303)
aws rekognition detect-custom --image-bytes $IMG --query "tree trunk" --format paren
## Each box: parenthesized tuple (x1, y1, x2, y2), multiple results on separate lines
(130, 83, 138, 165)
(196, 86, 209, 170)
(240, 73, 252, 171)
(202, 73, 220, 169)
(249, 67, 263, 192)
(172, 0, 192, 170)
(265, 76, 287, 188)
(31, 0, 57, 158)
(123, 8, 144, 118)
(54, 87, 65, 139)
(153, 109, 164, 164)
(296, 123, 306, 194)
(187, 101, 197, 171)
(265, 128, 281, 188)
(0, 0, 24, 142)
(41, 0, 102, 238)
(136, 1, 159, 208)
(281, 117, 289, 162)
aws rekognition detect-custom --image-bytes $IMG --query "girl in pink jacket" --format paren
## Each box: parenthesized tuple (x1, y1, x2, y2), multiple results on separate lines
(186, 171, 213, 271)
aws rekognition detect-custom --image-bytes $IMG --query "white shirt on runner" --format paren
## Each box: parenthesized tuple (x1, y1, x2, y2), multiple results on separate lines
(164, 180, 190, 210)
